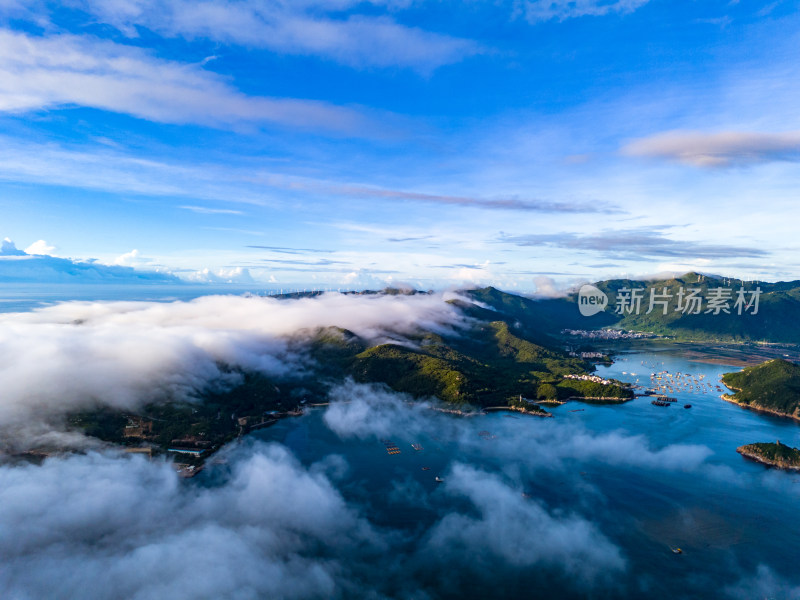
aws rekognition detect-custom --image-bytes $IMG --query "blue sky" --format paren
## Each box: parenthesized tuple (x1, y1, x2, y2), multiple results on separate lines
(1, 0, 799, 291)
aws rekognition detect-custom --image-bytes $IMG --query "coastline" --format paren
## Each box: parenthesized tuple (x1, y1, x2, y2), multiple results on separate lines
(566, 396, 632, 404)
(483, 406, 553, 417)
(736, 447, 800, 471)
(720, 393, 800, 423)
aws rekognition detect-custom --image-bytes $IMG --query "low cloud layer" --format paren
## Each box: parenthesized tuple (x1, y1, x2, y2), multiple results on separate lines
(0, 445, 381, 599)
(622, 130, 800, 167)
(0, 383, 651, 599)
(0, 292, 466, 450)
(426, 463, 625, 584)
(0, 238, 179, 284)
(1, 363, 795, 598)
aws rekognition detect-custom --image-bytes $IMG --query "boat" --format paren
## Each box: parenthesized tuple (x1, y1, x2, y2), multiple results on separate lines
(421, 466, 431, 471)
(671, 547, 683, 554)
(684, 404, 692, 409)
(652, 400, 670, 406)
(435, 476, 444, 483)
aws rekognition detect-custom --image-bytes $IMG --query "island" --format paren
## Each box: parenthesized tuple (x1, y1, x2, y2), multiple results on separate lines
(737, 441, 800, 470)
(721, 359, 800, 421)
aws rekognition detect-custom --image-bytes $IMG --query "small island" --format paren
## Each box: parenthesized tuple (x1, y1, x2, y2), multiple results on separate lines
(721, 359, 800, 421)
(737, 441, 800, 471)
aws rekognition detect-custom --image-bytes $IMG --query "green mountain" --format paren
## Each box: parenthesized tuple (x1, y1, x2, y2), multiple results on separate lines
(343, 320, 601, 406)
(722, 359, 800, 420)
(68, 291, 632, 462)
(468, 273, 800, 343)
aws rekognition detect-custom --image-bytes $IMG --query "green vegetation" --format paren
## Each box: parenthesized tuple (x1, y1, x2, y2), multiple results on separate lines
(350, 344, 469, 404)
(342, 319, 627, 406)
(68, 288, 634, 462)
(737, 441, 800, 470)
(722, 359, 800, 419)
(555, 378, 632, 401)
(69, 370, 305, 461)
(465, 273, 800, 343)
(593, 273, 800, 342)
(508, 396, 550, 415)
(535, 383, 559, 401)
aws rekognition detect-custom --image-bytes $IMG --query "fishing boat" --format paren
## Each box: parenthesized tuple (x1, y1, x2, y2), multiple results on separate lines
(684, 404, 692, 409)
(671, 547, 683, 554)
(435, 476, 444, 483)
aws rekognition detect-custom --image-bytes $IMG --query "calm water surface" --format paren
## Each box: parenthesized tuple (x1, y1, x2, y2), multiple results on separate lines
(199, 348, 800, 598)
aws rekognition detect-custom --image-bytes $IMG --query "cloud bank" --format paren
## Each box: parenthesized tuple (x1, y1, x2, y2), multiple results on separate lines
(0, 384, 654, 599)
(0, 238, 180, 284)
(0, 292, 466, 449)
(0, 445, 381, 599)
(0, 328, 789, 599)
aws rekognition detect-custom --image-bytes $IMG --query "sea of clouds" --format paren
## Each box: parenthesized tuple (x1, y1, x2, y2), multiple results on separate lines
(0, 292, 796, 599)
(0, 291, 467, 450)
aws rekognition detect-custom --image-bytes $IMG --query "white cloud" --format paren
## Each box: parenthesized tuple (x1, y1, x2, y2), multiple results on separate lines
(23, 239, 57, 255)
(69, 0, 479, 72)
(0, 292, 466, 449)
(519, 0, 650, 22)
(113, 248, 150, 267)
(179, 205, 245, 215)
(1, 237, 25, 256)
(324, 380, 434, 438)
(424, 463, 626, 584)
(0, 445, 380, 599)
(0, 241, 179, 284)
(0, 28, 370, 133)
(340, 269, 390, 289)
(531, 275, 568, 298)
(725, 565, 800, 600)
(184, 266, 255, 284)
(622, 130, 800, 167)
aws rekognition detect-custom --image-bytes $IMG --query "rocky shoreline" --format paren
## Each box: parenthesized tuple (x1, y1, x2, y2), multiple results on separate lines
(483, 406, 553, 417)
(736, 444, 800, 471)
(720, 394, 800, 423)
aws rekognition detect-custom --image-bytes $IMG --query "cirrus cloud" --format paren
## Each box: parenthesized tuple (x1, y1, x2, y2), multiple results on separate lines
(519, 0, 650, 22)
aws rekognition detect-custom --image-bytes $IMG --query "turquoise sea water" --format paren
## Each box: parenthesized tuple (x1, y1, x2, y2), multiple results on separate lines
(199, 348, 800, 598)
(5, 285, 797, 596)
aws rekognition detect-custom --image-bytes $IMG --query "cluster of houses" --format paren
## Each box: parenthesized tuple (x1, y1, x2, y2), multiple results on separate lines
(561, 328, 656, 340)
(564, 373, 614, 386)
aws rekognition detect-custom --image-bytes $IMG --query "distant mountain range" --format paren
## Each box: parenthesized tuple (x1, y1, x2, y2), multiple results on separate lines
(469, 272, 800, 343)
